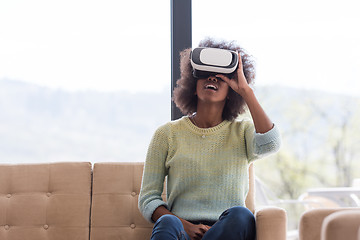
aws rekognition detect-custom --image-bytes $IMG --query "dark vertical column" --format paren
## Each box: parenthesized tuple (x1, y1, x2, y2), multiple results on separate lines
(171, 0, 192, 121)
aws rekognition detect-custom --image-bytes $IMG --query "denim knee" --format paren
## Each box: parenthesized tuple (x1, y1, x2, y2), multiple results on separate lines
(219, 206, 256, 232)
(157, 214, 182, 226)
(202, 206, 256, 240)
(152, 215, 188, 240)
(221, 206, 255, 222)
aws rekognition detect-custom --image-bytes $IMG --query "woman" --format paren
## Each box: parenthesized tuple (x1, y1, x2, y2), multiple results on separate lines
(138, 37, 281, 240)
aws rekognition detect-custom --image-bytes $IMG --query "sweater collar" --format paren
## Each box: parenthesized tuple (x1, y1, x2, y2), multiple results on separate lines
(183, 116, 230, 135)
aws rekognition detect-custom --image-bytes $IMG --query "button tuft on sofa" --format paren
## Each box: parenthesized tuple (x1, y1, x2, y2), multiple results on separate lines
(4, 225, 10, 230)
(46, 192, 52, 197)
(43, 224, 49, 230)
(130, 223, 136, 229)
(131, 191, 136, 197)
(6, 193, 11, 198)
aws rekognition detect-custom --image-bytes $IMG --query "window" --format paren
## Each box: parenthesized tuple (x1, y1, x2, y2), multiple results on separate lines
(0, 1, 171, 163)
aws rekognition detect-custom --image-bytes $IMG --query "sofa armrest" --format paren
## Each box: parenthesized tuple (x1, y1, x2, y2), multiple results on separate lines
(299, 208, 360, 240)
(255, 206, 287, 240)
(321, 210, 360, 240)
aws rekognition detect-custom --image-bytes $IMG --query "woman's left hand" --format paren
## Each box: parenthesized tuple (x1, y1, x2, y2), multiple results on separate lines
(216, 52, 251, 97)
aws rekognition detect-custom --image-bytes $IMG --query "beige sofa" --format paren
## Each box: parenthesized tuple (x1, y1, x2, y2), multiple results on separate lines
(299, 208, 360, 240)
(0, 162, 287, 240)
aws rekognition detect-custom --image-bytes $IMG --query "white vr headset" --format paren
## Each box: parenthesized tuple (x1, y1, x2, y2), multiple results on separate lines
(190, 47, 239, 78)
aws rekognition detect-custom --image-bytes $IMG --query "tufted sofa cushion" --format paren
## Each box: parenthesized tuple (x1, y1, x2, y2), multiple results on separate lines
(90, 162, 256, 240)
(90, 162, 166, 240)
(0, 162, 92, 240)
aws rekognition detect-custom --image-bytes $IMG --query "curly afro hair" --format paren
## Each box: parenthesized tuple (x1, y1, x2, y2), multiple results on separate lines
(173, 37, 256, 121)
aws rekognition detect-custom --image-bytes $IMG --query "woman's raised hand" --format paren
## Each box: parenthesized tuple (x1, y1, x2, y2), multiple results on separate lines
(216, 52, 251, 97)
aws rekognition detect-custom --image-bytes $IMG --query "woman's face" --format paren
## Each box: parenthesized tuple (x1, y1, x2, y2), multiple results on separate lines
(195, 76, 229, 104)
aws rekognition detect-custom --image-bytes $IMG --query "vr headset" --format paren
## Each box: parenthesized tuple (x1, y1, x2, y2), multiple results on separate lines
(190, 47, 239, 79)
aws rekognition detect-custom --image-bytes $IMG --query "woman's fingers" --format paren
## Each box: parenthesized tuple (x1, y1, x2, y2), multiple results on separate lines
(237, 52, 243, 68)
(193, 224, 210, 239)
(216, 74, 238, 92)
(216, 74, 233, 85)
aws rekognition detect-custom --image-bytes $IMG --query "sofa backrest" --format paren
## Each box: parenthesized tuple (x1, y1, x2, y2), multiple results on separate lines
(0, 162, 92, 240)
(90, 162, 166, 240)
(90, 162, 255, 240)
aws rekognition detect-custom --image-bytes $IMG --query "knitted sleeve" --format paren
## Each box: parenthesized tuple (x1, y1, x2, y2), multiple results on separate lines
(245, 122, 281, 162)
(138, 124, 169, 223)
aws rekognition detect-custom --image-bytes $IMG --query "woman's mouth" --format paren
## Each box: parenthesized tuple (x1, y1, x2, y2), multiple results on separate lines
(204, 84, 218, 91)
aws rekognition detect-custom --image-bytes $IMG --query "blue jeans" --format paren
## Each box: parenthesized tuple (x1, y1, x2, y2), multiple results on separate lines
(151, 206, 256, 240)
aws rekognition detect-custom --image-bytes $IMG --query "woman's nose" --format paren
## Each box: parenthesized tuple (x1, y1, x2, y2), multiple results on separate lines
(208, 76, 218, 82)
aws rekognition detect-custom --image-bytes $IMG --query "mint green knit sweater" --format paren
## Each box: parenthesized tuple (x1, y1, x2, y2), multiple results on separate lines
(138, 116, 281, 223)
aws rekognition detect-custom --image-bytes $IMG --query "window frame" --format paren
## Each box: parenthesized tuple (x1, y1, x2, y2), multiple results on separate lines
(170, 0, 192, 120)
